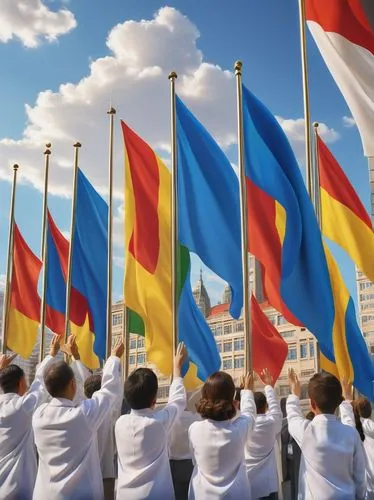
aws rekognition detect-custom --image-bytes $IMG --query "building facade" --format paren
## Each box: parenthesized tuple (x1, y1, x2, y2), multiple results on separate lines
(356, 269, 374, 357)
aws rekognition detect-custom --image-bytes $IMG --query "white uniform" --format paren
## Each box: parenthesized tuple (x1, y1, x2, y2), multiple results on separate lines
(32, 356, 121, 500)
(0, 355, 53, 500)
(115, 376, 186, 499)
(188, 390, 256, 500)
(245, 385, 282, 499)
(169, 410, 201, 460)
(287, 394, 366, 500)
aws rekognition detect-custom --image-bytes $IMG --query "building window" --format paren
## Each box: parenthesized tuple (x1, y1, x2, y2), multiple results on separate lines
(235, 322, 244, 332)
(234, 338, 244, 351)
(112, 313, 122, 326)
(234, 356, 244, 369)
(137, 353, 146, 364)
(137, 337, 145, 348)
(309, 342, 315, 358)
(157, 386, 170, 399)
(224, 324, 232, 335)
(129, 355, 135, 365)
(279, 385, 290, 397)
(278, 315, 287, 325)
(268, 315, 277, 325)
(281, 330, 295, 338)
(223, 358, 233, 370)
(223, 341, 232, 353)
(130, 338, 137, 350)
(300, 344, 307, 359)
(363, 316, 374, 324)
(215, 325, 222, 337)
(217, 342, 222, 353)
(288, 347, 297, 360)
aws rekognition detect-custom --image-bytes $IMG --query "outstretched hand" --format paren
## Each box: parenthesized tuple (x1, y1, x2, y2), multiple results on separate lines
(258, 368, 274, 387)
(60, 335, 79, 360)
(0, 352, 17, 369)
(242, 372, 254, 391)
(111, 337, 125, 359)
(49, 335, 61, 358)
(288, 368, 301, 397)
(341, 378, 353, 402)
(174, 342, 188, 379)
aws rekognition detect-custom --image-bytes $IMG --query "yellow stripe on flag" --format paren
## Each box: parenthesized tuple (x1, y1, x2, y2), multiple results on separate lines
(275, 201, 286, 245)
(7, 308, 39, 359)
(71, 314, 99, 370)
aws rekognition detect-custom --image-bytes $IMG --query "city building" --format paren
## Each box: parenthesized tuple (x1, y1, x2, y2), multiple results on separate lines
(356, 269, 374, 357)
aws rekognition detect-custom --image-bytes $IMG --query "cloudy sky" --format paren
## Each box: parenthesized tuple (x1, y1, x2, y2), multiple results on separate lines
(0, 0, 370, 307)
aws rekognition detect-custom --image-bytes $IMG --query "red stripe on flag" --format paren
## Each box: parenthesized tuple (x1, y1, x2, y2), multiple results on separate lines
(306, 0, 374, 55)
(317, 136, 372, 228)
(121, 121, 160, 274)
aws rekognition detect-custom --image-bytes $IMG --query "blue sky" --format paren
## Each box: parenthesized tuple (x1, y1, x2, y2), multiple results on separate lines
(0, 0, 370, 309)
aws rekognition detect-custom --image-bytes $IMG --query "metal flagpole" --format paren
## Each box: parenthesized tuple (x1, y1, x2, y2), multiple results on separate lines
(1, 164, 19, 354)
(369, 157, 374, 226)
(64, 143, 81, 346)
(39, 144, 51, 362)
(123, 304, 130, 380)
(168, 71, 179, 359)
(234, 61, 252, 374)
(106, 107, 116, 359)
(312, 124, 321, 227)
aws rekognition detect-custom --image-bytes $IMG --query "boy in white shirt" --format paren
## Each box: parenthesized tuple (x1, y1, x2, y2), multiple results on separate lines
(245, 368, 282, 500)
(115, 342, 187, 500)
(287, 369, 366, 500)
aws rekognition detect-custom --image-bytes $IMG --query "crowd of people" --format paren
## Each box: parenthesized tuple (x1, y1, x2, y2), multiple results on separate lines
(0, 334, 373, 500)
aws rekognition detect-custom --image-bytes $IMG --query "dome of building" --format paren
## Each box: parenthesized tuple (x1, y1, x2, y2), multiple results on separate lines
(192, 269, 211, 318)
(222, 283, 232, 305)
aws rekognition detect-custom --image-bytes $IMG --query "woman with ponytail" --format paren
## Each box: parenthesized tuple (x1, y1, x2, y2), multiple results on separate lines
(188, 372, 256, 499)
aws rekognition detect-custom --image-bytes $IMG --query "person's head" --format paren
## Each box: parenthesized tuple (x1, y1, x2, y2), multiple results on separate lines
(351, 401, 366, 441)
(305, 411, 315, 421)
(254, 391, 268, 414)
(124, 368, 158, 410)
(354, 397, 372, 419)
(0, 365, 27, 395)
(84, 374, 102, 399)
(44, 361, 76, 400)
(234, 387, 241, 411)
(280, 397, 287, 418)
(308, 372, 342, 415)
(197, 371, 236, 421)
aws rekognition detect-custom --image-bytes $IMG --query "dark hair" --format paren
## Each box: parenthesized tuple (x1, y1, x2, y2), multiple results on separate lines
(254, 391, 267, 414)
(308, 373, 342, 414)
(234, 387, 241, 402)
(0, 365, 24, 393)
(355, 397, 372, 419)
(44, 361, 75, 398)
(280, 397, 287, 418)
(305, 411, 315, 421)
(84, 374, 102, 399)
(351, 401, 365, 442)
(197, 372, 236, 421)
(124, 368, 158, 410)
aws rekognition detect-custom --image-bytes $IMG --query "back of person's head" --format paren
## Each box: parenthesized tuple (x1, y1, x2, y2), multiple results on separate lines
(124, 368, 158, 410)
(254, 391, 267, 414)
(351, 401, 366, 442)
(280, 397, 287, 418)
(44, 361, 75, 399)
(84, 374, 102, 399)
(308, 372, 342, 414)
(0, 364, 26, 395)
(197, 371, 236, 421)
(355, 397, 372, 419)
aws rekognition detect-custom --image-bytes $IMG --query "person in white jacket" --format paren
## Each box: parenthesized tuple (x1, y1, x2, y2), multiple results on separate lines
(32, 336, 124, 500)
(0, 335, 60, 500)
(115, 342, 188, 500)
(245, 368, 282, 500)
(188, 371, 256, 500)
(287, 369, 366, 500)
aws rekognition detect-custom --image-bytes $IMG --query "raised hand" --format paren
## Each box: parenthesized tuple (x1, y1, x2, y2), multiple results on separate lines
(288, 368, 301, 397)
(111, 337, 125, 359)
(49, 335, 61, 358)
(173, 342, 188, 378)
(243, 372, 254, 391)
(341, 378, 353, 402)
(60, 335, 80, 360)
(258, 368, 274, 387)
(0, 352, 17, 369)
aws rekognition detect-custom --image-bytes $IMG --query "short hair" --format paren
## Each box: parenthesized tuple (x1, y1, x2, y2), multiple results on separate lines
(0, 364, 24, 393)
(124, 368, 158, 410)
(84, 374, 102, 399)
(44, 361, 74, 398)
(197, 372, 236, 421)
(355, 397, 372, 420)
(305, 411, 315, 421)
(308, 373, 342, 414)
(234, 387, 241, 402)
(254, 391, 267, 414)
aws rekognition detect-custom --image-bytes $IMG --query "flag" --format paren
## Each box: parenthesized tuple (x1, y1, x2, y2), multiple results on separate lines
(122, 121, 220, 389)
(242, 84, 374, 398)
(317, 135, 374, 282)
(71, 169, 108, 363)
(176, 96, 243, 319)
(7, 225, 42, 358)
(306, 0, 374, 156)
(45, 212, 98, 369)
(251, 295, 288, 383)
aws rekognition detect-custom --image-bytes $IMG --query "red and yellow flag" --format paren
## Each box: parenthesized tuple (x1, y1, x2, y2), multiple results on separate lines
(7, 224, 42, 358)
(317, 135, 374, 282)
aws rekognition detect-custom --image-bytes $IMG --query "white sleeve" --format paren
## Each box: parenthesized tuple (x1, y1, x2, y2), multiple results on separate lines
(71, 360, 91, 404)
(339, 401, 355, 428)
(157, 377, 186, 433)
(265, 385, 283, 434)
(80, 356, 122, 432)
(240, 389, 256, 435)
(20, 355, 54, 413)
(286, 395, 310, 447)
(353, 432, 367, 499)
(362, 418, 374, 439)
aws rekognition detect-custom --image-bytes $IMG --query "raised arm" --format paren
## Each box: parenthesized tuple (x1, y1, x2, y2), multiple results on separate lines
(259, 368, 282, 433)
(62, 335, 91, 404)
(286, 369, 310, 446)
(239, 372, 256, 434)
(339, 379, 355, 428)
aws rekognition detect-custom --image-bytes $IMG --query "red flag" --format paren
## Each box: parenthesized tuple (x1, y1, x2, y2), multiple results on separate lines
(251, 295, 288, 383)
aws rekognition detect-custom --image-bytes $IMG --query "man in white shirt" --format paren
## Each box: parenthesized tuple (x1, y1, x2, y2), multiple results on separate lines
(115, 342, 187, 500)
(0, 335, 60, 500)
(287, 369, 366, 500)
(245, 368, 282, 499)
(32, 336, 124, 500)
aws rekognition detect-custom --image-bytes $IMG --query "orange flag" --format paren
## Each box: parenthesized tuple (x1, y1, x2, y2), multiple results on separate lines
(251, 295, 288, 383)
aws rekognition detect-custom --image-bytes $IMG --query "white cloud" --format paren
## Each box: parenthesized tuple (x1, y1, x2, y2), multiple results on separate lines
(342, 115, 356, 128)
(0, 0, 76, 48)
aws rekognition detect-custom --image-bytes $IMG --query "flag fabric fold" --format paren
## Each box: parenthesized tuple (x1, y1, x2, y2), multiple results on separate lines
(306, 0, 374, 156)
(7, 224, 42, 358)
(317, 135, 374, 282)
(122, 121, 220, 388)
(176, 96, 243, 319)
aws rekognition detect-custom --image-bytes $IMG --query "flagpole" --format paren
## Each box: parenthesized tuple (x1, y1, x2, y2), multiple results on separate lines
(1, 164, 19, 354)
(106, 107, 116, 359)
(123, 304, 129, 379)
(312, 123, 321, 226)
(369, 157, 374, 226)
(39, 144, 51, 362)
(234, 61, 252, 374)
(168, 71, 178, 359)
(64, 143, 81, 346)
